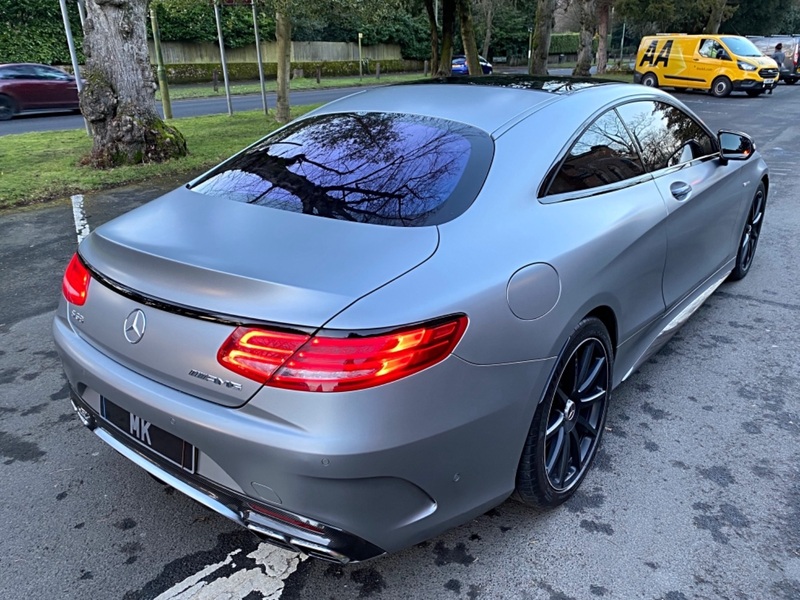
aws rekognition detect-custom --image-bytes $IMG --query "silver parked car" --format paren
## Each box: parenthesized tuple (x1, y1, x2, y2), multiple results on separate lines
(54, 77, 768, 562)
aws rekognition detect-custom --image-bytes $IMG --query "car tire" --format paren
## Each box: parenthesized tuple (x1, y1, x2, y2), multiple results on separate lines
(641, 73, 658, 88)
(0, 95, 16, 121)
(711, 76, 733, 97)
(786, 78, 797, 85)
(728, 182, 766, 281)
(515, 317, 613, 507)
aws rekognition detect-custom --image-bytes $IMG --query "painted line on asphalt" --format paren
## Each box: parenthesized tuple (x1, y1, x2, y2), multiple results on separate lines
(70, 194, 91, 244)
(153, 543, 306, 600)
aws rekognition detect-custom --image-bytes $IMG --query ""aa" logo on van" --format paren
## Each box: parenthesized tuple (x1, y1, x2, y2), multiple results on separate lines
(639, 40, 673, 67)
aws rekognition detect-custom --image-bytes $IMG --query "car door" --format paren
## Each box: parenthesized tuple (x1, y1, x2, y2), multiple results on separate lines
(31, 65, 78, 108)
(693, 38, 729, 87)
(5, 65, 43, 110)
(542, 107, 669, 341)
(616, 100, 745, 309)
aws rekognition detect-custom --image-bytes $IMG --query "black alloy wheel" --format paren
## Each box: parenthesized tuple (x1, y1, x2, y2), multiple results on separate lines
(729, 182, 766, 281)
(515, 317, 612, 507)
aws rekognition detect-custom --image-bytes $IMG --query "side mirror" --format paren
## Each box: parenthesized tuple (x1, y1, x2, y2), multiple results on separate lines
(718, 130, 755, 163)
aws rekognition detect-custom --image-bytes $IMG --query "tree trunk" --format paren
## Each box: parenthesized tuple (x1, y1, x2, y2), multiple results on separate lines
(275, 9, 291, 123)
(424, 0, 440, 75)
(481, 1, 494, 59)
(457, 0, 482, 75)
(80, 0, 186, 168)
(595, 0, 611, 74)
(530, 0, 557, 75)
(573, 0, 596, 77)
(435, 0, 456, 76)
(704, 0, 727, 34)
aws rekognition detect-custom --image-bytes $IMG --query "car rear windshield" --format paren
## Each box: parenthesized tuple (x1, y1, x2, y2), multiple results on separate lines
(190, 112, 494, 227)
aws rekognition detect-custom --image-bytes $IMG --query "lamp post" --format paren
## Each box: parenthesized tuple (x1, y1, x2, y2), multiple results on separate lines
(358, 32, 363, 80)
(528, 26, 533, 72)
(150, 8, 172, 119)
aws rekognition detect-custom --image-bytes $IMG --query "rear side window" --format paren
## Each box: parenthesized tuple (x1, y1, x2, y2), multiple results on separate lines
(191, 112, 493, 227)
(547, 109, 645, 195)
(616, 101, 716, 172)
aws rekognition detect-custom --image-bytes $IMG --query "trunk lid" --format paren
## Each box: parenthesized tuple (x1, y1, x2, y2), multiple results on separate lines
(74, 187, 439, 406)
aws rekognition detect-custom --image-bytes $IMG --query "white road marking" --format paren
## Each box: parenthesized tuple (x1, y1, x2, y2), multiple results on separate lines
(154, 544, 306, 600)
(70, 194, 91, 244)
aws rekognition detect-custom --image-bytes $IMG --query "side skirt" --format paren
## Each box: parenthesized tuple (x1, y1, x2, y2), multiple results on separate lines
(618, 264, 733, 384)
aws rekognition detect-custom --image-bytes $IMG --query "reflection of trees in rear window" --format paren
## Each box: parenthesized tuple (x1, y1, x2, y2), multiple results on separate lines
(191, 113, 475, 227)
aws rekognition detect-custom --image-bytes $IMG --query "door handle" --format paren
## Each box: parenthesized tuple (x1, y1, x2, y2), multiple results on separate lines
(670, 181, 692, 201)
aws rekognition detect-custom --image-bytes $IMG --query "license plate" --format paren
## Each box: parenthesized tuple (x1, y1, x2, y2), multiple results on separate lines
(764, 78, 775, 84)
(101, 397, 195, 472)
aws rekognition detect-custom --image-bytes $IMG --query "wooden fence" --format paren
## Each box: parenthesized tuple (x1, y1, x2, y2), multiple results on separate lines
(147, 40, 403, 65)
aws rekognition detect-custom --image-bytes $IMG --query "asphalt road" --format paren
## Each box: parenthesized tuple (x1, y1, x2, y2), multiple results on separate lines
(1, 86, 799, 600)
(0, 87, 368, 136)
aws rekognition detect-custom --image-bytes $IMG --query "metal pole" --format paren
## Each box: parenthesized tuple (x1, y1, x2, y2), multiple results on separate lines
(58, 0, 90, 135)
(252, 0, 268, 115)
(528, 27, 533, 72)
(619, 21, 626, 63)
(150, 8, 172, 119)
(214, 0, 233, 116)
(358, 32, 363, 80)
(76, 0, 86, 30)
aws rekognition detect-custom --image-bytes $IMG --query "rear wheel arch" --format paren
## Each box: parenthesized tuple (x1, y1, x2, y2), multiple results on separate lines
(584, 306, 618, 357)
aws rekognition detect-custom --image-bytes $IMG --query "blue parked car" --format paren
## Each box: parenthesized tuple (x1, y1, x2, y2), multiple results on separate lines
(451, 54, 493, 75)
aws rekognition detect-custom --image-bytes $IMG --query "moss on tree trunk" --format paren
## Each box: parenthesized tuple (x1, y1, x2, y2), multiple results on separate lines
(81, 0, 187, 168)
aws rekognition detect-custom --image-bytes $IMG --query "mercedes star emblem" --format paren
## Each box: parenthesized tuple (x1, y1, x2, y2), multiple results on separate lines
(123, 309, 147, 344)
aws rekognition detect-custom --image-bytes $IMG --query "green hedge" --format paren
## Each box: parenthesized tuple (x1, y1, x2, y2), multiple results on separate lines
(548, 33, 608, 55)
(158, 59, 423, 84)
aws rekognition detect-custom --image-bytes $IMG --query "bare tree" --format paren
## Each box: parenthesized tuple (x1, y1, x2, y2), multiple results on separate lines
(275, 5, 291, 123)
(530, 0, 558, 75)
(423, 0, 441, 75)
(479, 0, 495, 58)
(573, 0, 596, 77)
(703, 0, 730, 33)
(595, 0, 613, 74)
(80, 0, 186, 167)
(436, 0, 457, 76)
(457, 0, 482, 74)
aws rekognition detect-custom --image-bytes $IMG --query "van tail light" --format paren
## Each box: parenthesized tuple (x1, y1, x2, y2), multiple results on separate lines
(218, 315, 468, 393)
(62, 253, 91, 305)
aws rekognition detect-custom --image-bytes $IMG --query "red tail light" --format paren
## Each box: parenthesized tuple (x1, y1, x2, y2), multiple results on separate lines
(218, 315, 468, 392)
(62, 253, 91, 305)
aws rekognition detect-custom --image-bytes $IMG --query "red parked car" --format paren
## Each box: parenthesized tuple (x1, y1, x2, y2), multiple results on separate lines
(0, 63, 80, 120)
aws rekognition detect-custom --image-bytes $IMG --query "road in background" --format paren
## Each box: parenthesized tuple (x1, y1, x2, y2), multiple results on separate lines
(1, 87, 798, 600)
(0, 87, 370, 136)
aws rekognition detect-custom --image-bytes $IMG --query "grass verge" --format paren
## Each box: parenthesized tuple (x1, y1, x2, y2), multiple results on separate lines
(0, 105, 317, 210)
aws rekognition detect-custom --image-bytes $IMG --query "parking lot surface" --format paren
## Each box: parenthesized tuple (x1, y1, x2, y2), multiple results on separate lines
(0, 87, 798, 600)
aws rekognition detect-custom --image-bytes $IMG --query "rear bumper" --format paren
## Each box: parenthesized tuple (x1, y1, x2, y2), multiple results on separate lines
(54, 310, 553, 560)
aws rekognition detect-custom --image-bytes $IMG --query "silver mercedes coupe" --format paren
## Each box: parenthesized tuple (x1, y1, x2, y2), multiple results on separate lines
(54, 77, 768, 562)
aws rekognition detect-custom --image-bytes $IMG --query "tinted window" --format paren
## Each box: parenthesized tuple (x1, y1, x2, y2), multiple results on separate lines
(33, 65, 70, 80)
(616, 101, 715, 172)
(548, 110, 645, 195)
(191, 112, 493, 227)
(0, 65, 34, 80)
